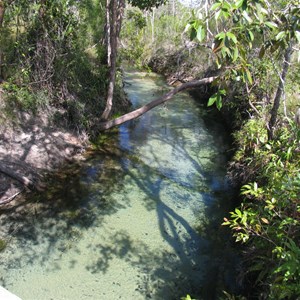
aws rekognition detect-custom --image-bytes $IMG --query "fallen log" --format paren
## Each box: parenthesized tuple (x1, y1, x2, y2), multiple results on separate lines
(99, 76, 217, 131)
(0, 164, 36, 190)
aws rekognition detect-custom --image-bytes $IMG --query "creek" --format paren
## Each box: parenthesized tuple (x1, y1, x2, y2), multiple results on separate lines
(0, 71, 238, 299)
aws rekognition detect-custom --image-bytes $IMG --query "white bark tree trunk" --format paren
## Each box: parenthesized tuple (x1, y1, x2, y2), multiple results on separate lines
(101, 0, 125, 121)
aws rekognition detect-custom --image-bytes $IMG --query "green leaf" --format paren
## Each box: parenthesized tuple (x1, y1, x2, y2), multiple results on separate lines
(226, 32, 237, 44)
(219, 89, 226, 95)
(242, 10, 252, 23)
(207, 93, 217, 107)
(235, 208, 242, 217)
(275, 31, 286, 41)
(295, 31, 300, 43)
(258, 4, 268, 15)
(270, 41, 281, 53)
(211, 2, 221, 11)
(216, 93, 223, 110)
(235, 0, 244, 8)
(215, 32, 226, 40)
(247, 30, 254, 42)
(221, 46, 231, 58)
(221, 10, 230, 19)
(265, 21, 278, 29)
(190, 28, 197, 40)
(197, 26, 205, 42)
(245, 68, 253, 84)
(215, 9, 222, 20)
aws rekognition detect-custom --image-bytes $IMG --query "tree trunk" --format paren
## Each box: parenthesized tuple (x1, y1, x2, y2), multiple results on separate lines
(268, 45, 293, 140)
(0, 0, 5, 78)
(151, 9, 155, 44)
(98, 76, 217, 130)
(0, 1, 5, 27)
(101, 0, 125, 121)
(105, 0, 111, 67)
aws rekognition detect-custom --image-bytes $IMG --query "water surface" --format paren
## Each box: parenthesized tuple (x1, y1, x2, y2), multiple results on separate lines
(0, 71, 236, 299)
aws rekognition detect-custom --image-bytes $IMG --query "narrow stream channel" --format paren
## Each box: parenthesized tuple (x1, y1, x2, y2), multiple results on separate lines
(0, 71, 238, 299)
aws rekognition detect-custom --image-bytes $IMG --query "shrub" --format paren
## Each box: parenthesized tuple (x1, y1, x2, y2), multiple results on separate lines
(224, 118, 300, 298)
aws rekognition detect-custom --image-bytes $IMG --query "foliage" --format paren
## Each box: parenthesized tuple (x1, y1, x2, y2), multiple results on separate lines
(186, 0, 300, 136)
(120, 8, 147, 67)
(128, 0, 167, 10)
(0, 0, 113, 131)
(188, 0, 300, 76)
(1, 81, 48, 114)
(224, 117, 300, 298)
(121, 2, 203, 71)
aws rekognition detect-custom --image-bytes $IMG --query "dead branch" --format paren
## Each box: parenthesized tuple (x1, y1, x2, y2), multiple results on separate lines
(0, 164, 36, 190)
(0, 190, 23, 205)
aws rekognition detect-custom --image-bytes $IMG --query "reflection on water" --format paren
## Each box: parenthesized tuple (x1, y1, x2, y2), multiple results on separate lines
(0, 71, 238, 299)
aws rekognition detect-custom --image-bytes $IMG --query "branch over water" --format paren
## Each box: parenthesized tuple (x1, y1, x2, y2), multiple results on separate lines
(99, 76, 217, 130)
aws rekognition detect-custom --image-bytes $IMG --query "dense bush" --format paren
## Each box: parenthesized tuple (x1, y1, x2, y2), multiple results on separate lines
(0, 0, 113, 131)
(224, 118, 300, 299)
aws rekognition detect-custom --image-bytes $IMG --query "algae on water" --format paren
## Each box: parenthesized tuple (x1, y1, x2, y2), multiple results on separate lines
(0, 239, 7, 252)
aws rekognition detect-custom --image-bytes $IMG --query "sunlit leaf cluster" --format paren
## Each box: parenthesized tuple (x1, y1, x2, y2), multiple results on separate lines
(186, 0, 300, 110)
(128, 0, 167, 10)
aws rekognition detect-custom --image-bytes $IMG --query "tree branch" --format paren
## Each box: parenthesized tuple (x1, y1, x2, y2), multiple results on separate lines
(98, 76, 218, 131)
(0, 190, 23, 205)
(0, 164, 36, 190)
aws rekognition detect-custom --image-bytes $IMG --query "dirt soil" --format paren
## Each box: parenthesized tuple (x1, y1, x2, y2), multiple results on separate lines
(0, 107, 88, 206)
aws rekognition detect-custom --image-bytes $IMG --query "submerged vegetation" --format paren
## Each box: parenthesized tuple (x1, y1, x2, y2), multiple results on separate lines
(0, 239, 6, 252)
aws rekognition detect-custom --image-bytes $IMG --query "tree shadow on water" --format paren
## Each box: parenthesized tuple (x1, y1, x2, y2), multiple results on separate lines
(126, 166, 219, 299)
(82, 143, 235, 299)
(0, 124, 238, 299)
(0, 151, 133, 286)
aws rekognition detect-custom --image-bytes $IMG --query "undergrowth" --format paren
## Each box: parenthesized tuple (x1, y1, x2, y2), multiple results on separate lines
(225, 117, 300, 299)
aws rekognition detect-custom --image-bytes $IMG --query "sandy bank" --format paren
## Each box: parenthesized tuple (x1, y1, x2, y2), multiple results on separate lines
(0, 108, 88, 206)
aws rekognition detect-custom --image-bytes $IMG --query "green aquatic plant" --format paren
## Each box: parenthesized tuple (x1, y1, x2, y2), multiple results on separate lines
(0, 239, 7, 252)
(63, 209, 82, 220)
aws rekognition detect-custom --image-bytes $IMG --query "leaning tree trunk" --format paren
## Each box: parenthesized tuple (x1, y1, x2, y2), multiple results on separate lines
(101, 0, 125, 121)
(98, 76, 217, 130)
(268, 45, 293, 140)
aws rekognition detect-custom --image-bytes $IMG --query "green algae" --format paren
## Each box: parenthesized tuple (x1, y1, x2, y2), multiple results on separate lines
(0, 239, 7, 252)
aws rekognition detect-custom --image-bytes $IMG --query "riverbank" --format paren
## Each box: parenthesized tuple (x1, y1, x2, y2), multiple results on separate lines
(0, 87, 89, 206)
(0, 78, 130, 207)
